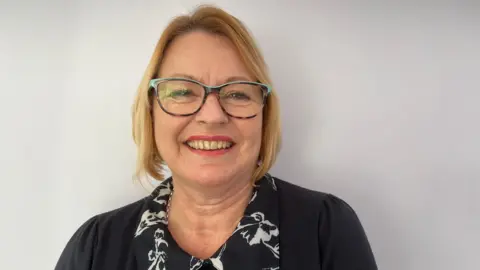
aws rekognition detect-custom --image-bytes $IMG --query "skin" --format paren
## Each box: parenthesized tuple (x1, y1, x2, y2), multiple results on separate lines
(152, 30, 263, 259)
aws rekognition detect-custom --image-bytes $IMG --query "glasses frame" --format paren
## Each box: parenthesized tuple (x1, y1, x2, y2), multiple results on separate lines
(149, 77, 272, 119)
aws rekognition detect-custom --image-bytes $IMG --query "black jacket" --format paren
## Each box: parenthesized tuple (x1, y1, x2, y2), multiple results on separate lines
(55, 177, 378, 270)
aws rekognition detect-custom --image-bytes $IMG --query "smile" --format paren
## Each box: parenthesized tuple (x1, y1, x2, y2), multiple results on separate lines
(185, 140, 233, 150)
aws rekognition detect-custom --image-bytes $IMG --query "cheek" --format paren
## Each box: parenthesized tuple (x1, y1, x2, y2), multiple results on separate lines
(236, 117, 263, 148)
(153, 106, 189, 155)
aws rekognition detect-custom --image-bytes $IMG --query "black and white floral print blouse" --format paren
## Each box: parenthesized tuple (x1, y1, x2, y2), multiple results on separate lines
(55, 174, 378, 270)
(134, 174, 280, 270)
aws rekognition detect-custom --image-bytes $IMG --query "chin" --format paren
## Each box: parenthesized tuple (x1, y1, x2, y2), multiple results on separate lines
(182, 166, 242, 187)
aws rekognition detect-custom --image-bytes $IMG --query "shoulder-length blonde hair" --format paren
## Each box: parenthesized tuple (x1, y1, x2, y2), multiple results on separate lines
(131, 5, 281, 185)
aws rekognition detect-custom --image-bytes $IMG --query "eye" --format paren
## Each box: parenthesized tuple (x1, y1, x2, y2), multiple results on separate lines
(224, 91, 251, 100)
(168, 89, 192, 97)
(160, 88, 199, 101)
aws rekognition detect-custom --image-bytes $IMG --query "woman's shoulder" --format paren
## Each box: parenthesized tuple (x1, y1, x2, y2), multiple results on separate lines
(273, 175, 352, 210)
(54, 197, 151, 270)
(272, 175, 365, 229)
(73, 196, 150, 233)
(95, 196, 150, 230)
(272, 175, 378, 269)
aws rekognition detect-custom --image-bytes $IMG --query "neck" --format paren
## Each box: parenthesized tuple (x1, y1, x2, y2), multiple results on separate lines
(167, 175, 253, 233)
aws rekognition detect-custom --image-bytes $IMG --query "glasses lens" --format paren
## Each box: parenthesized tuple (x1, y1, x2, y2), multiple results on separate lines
(156, 80, 204, 115)
(219, 83, 266, 117)
(154, 80, 267, 117)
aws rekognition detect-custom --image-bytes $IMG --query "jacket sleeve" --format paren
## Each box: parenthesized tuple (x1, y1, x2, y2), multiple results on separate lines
(318, 195, 378, 270)
(54, 216, 98, 270)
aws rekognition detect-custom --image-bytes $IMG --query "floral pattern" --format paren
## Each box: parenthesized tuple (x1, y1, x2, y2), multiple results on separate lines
(234, 212, 280, 258)
(147, 229, 169, 270)
(135, 174, 280, 270)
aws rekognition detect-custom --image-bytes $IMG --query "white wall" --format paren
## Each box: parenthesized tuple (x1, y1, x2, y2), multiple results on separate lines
(0, 0, 72, 268)
(1, 0, 478, 269)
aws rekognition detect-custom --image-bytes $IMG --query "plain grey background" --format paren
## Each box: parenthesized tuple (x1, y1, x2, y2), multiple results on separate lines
(0, 0, 478, 269)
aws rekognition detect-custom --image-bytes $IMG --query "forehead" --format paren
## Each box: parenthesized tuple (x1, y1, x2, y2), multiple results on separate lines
(159, 31, 253, 83)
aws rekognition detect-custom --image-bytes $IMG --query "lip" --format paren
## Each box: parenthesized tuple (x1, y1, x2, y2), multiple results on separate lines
(185, 146, 233, 157)
(185, 135, 234, 142)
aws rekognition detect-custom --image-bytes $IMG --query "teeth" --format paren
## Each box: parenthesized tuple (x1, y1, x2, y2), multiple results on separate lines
(186, 140, 233, 150)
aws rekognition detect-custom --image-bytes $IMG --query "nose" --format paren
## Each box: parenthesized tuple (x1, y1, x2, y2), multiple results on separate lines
(194, 93, 229, 124)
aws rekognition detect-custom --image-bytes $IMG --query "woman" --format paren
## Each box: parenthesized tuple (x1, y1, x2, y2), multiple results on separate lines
(55, 5, 377, 270)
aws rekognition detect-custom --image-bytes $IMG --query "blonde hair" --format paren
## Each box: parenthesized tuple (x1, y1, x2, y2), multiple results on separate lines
(131, 5, 281, 184)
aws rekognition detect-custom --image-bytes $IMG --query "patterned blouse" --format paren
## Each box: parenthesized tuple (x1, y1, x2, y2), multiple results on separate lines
(133, 174, 280, 270)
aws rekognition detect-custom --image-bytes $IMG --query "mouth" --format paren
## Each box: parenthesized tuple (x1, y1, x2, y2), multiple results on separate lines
(183, 135, 235, 153)
(184, 140, 234, 150)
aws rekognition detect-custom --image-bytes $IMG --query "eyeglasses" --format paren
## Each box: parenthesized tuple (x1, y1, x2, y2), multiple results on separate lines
(149, 78, 272, 119)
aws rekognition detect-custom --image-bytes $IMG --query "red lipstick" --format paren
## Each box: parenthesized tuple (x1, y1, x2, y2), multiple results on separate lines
(186, 135, 233, 142)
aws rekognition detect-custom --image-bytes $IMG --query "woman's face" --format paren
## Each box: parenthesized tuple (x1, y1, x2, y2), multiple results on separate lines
(153, 31, 263, 187)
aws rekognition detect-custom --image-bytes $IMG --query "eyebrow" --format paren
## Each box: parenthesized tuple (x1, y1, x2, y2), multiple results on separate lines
(165, 73, 253, 84)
